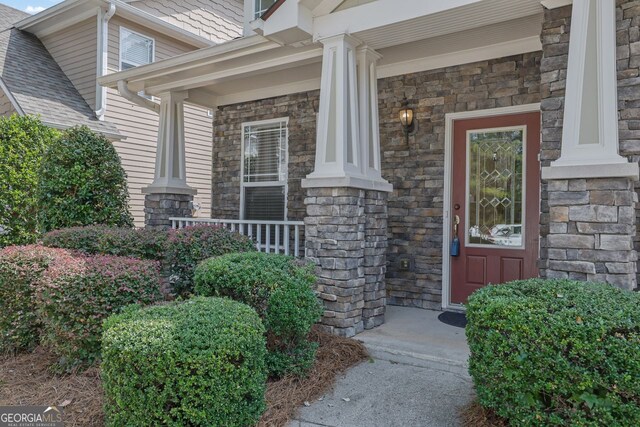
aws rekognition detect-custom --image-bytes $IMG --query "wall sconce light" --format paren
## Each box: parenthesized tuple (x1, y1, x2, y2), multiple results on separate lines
(399, 98, 415, 143)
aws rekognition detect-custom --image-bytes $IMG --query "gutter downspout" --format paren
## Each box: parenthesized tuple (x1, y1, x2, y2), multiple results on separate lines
(117, 80, 161, 114)
(95, 2, 116, 120)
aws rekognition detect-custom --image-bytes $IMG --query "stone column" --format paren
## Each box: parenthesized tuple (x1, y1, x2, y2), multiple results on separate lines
(363, 190, 388, 329)
(305, 188, 366, 337)
(545, 178, 638, 289)
(142, 90, 196, 229)
(144, 194, 194, 230)
(540, 1, 639, 289)
(302, 35, 392, 337)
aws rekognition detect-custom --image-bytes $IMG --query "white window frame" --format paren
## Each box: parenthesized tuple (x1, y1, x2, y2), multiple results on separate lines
(119, 27, 155, 99)
(254, 0, 277, 19)
(240, 117, 289, 221)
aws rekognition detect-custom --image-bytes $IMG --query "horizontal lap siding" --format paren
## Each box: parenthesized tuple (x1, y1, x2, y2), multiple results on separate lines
(105, 17, 213, 227)
(40, 18, 97, 110)
(0, 88, 16, 116)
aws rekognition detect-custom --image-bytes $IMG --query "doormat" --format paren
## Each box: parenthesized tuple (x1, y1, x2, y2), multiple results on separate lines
(438, 311, 467, 328)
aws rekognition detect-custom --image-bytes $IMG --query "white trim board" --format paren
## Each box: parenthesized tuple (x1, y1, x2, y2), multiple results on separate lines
(441, 103, 541, 312)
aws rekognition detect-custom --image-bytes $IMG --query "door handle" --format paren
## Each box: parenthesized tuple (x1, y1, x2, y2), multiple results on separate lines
(453, 215, 460, 235)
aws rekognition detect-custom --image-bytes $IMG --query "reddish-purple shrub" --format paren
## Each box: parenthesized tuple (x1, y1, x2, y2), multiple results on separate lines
(38, 254, 162, 370)
(0, 245, 77, 353)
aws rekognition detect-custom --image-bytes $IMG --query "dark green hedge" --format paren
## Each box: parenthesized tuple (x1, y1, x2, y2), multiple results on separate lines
(0, 115, 58, 247)
(37, 126, 133, 232)
(194, 252, 323, 377)
(102, 297, 267, 426)
(466, 279, 640, 426)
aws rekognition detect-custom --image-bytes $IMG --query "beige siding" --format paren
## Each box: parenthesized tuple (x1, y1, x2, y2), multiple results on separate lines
(105, 17, 213, 227)
(130, 0, 243, 43)
(335, 0, 376, 12)
(0, 87, 16, 116)
(40, 18, 97, 110)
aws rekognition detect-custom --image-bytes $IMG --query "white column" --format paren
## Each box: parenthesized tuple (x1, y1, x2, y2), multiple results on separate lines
(542, 0, 639, 180)
(358, 45, 386, 182)
(143, 91, 197, 195)
(302, 35, 391, 192)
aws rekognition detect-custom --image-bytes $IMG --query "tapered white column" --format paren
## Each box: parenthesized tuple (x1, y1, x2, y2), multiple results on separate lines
(542, 0, 638, 180)
(358, 45, 386, 183)
(302, 34, 391, 191)
(143, 91, 196, 195)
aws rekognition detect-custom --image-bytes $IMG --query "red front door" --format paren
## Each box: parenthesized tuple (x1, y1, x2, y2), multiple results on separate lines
(450, 113, 541, 304)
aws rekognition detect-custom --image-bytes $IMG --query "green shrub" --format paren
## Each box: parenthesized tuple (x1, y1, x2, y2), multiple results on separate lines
(37, 126, 133, 233)
(194, 252, 322, 377)
(39, 254, 162, 369)
(466, 279, 640, 426)
(42, 226, 168, 260)
(166, 225, 256, 296)
(102, 297, 267, 427)
(0, 245, 75, 353)
(0, 115, 58, 247)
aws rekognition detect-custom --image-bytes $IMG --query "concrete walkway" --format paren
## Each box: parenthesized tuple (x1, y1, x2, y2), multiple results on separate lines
(289, 306, 474, 427)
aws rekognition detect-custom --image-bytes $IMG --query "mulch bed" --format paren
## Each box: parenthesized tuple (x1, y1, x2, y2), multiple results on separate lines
(0, 327, 368, 427)
(460, 400, 509, 427)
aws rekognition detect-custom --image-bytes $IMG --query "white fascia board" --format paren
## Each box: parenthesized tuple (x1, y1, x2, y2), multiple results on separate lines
(313, 0, 482, 40)
(15, 0, 87, 30)
(145, 47, 323, 93)
(99, 36, 277, 88)
(541, 0, 573, 9)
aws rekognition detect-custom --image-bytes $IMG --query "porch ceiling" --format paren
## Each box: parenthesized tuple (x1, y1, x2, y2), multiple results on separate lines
(99, 0, 544, 109)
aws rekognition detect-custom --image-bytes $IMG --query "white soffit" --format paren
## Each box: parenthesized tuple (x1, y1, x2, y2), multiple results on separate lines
(337, 0, 543, 50)
(178, 15, 543, 107)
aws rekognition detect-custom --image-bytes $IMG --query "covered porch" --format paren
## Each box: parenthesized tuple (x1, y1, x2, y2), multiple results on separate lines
(100, 0, 640, 337)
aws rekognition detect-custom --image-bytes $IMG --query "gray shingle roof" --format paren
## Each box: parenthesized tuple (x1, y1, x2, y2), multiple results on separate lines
(0, 4, 120, 137)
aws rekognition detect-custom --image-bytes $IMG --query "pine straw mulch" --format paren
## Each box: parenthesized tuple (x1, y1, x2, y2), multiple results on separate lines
(0, 347, 104, 427)
(0, 327, 368, 427)
(460, 400, 510, 427)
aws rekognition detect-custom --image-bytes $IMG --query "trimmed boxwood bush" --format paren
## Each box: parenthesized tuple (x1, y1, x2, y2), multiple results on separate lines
(42, 225, 168, 260)
(466, 279, 640, 426)
(37, 126, 134, 232)
(38, 254, 162, 369)
(0, 245, 75, 353)
(102, 297, 267, 427)
(0, 115, 58, 247)
(194, 252, 323, 377)
(166, 225, 256, 296)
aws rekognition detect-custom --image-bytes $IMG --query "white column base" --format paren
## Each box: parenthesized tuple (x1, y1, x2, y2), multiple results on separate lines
(302, 174, 393, 192)
(542, 162, 639, 180)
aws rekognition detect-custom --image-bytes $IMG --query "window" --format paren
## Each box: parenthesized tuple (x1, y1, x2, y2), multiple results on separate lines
(120, 28, 154, 98)
(254, 0, 277, 18)
(120, 28, 154, 70)
(241, 119, 288, 221)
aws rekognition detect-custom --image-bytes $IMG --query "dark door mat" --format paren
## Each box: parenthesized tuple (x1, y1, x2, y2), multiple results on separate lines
(438, 311, 467, 328)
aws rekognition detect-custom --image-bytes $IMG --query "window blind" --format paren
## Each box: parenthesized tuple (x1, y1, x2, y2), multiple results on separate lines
(121, 29, 154, 69)
(242, 120, 288, 221)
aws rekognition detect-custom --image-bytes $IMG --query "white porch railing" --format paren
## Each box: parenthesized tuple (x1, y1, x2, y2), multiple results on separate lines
(170, 218, 305, 257)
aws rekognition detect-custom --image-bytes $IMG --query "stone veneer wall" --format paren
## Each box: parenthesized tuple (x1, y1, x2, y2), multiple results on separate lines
(211, 53, 542, 309)
(539, 1, 640, 289)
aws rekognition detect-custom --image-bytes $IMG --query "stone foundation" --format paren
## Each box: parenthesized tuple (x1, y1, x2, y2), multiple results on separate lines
(304, 187, 389, 337)
(144, 193, 194, 230)
(543, 178, 638, 290)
